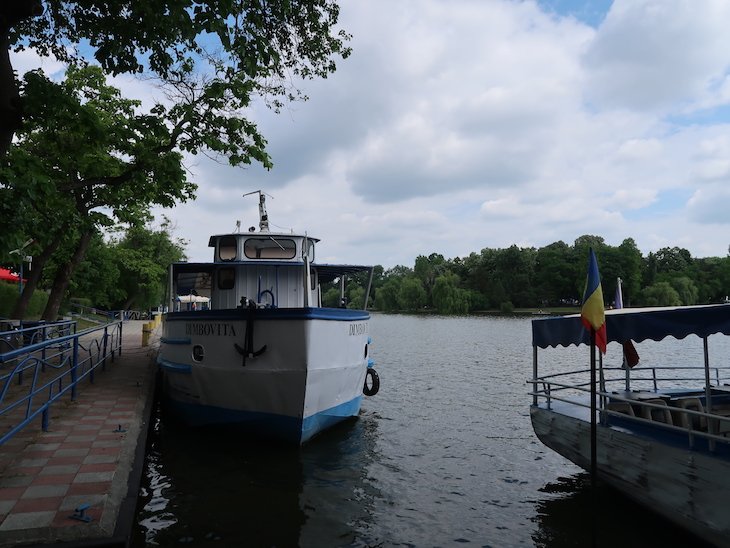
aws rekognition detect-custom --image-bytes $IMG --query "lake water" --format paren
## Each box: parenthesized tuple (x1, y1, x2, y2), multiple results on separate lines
(131, 313, 715, 547)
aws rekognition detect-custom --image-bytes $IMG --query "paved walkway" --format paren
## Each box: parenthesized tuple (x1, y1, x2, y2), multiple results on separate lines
(0, 320, 161, 548)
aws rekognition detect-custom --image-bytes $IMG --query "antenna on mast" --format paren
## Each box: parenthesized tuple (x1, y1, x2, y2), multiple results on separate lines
(243, 190, 273, 232)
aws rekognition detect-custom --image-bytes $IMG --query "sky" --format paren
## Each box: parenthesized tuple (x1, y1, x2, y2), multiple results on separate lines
(11, 0, 730, 268)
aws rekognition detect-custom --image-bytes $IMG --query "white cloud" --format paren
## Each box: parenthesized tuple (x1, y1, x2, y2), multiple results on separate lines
(687, 185, 730, 224)
(582, 0, 730, 112)
(11, 0, 730, 268)
(8, 47, 65, 78)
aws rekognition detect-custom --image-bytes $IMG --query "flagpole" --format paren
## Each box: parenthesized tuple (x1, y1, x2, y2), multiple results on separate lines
(589, 327, 598, 548)
(590, 328, 597, 490)
(618, 276, 631, 391)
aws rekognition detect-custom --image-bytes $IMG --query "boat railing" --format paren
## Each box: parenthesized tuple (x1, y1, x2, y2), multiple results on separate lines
(0, 319, 123, 446)
(530, 365, 730, 451)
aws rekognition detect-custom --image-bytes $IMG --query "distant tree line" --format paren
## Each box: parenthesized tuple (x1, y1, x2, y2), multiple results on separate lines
(325, 235, 730, 314)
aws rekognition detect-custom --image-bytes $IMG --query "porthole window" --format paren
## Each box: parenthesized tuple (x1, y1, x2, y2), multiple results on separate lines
(192, 345, 204, 362)
(218, 236, 237, 261)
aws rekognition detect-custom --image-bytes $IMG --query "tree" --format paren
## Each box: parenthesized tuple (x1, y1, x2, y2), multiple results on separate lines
(494, 245, 537, 307)
(112, 222, 186, 310)
(641, 282, 681, 307)
(67, 231, 122, 309)
(432, 273, 469, 314)
(615, 238, 643, 306)
(397, 278, 427, 311)
(2, 66, 195, 319)
(0, 1, 42, 157)
(534, 241, 577, 305)
(7, 0, 351, 165)
(414, 253, 445, 306)
(670, 276, 699, 306)
(654, 247, 692, 275)
(374, 278, 402, 312)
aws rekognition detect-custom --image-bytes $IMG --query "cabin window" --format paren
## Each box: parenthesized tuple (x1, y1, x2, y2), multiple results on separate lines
(244, 238, 296, 259)
(218, 236, 237, 261)
(218, 267, 235, 290)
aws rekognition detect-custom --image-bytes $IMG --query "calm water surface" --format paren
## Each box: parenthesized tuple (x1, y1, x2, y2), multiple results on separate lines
(131, 314, 715, 547)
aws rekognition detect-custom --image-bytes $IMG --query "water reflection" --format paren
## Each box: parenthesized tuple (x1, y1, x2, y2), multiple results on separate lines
(533, 474, 713, 548)
(132, 403, 382, 547)
(132, 315, 727, 546)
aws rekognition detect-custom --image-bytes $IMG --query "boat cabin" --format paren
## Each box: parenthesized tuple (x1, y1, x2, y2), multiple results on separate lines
(168, 230, 372, 312)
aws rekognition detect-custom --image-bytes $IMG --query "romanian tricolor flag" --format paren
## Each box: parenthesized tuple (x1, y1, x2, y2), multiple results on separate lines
(581, 248, 607, 354)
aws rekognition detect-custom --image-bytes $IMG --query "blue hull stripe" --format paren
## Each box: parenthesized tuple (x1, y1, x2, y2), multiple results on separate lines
(166, 307, 369, 322)
(160, 336, 191, 345)
(163, 394, 363, 444)
(157, 356, 192, 374)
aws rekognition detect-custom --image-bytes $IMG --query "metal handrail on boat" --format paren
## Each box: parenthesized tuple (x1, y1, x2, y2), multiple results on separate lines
(529, 372, 730, 451)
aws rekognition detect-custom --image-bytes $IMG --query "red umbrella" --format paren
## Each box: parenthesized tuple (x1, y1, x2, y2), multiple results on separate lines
(0, 268, 25, 283)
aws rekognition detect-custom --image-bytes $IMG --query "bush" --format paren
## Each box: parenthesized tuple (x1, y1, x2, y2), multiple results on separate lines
(0, 282, 49, 319)
(500, 301, 515, 313)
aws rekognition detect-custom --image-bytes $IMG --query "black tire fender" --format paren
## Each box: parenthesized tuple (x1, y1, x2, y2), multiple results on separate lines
(363, 368, 380, 396)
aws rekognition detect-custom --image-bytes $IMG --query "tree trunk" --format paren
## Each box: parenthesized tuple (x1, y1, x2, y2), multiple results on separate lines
(42, 229, 93, 321)
(0, 2, 43, 158)
(10, 231, 64, 319)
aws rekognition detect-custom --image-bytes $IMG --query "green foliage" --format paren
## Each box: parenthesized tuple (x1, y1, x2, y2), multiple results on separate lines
(432, 273, 469, 314)
(322, 287, 341, 308)
(67, 232, 122, 309)
(0, 282, 47, 319)
(641, 282, 682, 307)
(13, 0, 351, 170)
(362, 234, 730, 315)
(1, 66, 197, 319)
(670, 277, 699, 306)
(6, 3, 351, 318)
(500, 301, 515, 314)
(374, 278, 402, 312)
(78, 221, 185, 311)
(347, 286, 366, 309)
(397, 278, 427, 311)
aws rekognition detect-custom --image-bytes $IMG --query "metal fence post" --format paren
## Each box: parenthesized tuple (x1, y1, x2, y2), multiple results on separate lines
(102, 326, 108, 371)
(71, 337, 79, 401)
(41, 325, 47, 372)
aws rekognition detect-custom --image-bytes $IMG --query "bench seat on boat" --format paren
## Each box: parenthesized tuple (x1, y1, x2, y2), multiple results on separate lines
(606, 401, 635, 416)
(638, 399, 673, 425)
(669, 397, 706, 430)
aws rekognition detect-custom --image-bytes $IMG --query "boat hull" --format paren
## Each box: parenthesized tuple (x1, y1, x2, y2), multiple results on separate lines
(531, 405, 730, 546)
(158, 308, 371, 444)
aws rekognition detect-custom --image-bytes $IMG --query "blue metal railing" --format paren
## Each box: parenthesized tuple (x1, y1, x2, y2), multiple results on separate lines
(68, 303, 150, 321)
(0, 319, 123, 446)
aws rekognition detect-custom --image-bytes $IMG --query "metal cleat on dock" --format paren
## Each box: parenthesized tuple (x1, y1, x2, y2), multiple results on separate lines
(69, 503, 92, 522)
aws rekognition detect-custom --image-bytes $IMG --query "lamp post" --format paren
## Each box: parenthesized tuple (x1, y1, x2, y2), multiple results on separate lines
(9, 238, 34, 296)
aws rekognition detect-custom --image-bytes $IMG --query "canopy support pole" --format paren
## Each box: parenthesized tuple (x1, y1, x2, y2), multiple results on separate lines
(532, 346, 538, 406)
(703, 336, 715, 451)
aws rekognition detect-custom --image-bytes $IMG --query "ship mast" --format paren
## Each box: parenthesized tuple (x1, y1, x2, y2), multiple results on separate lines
(243, 190, 271, 232)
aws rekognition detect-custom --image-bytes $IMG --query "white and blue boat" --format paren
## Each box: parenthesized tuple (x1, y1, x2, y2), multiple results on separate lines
(530, 304, 730, 546)
(157, 191, 379, 444)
